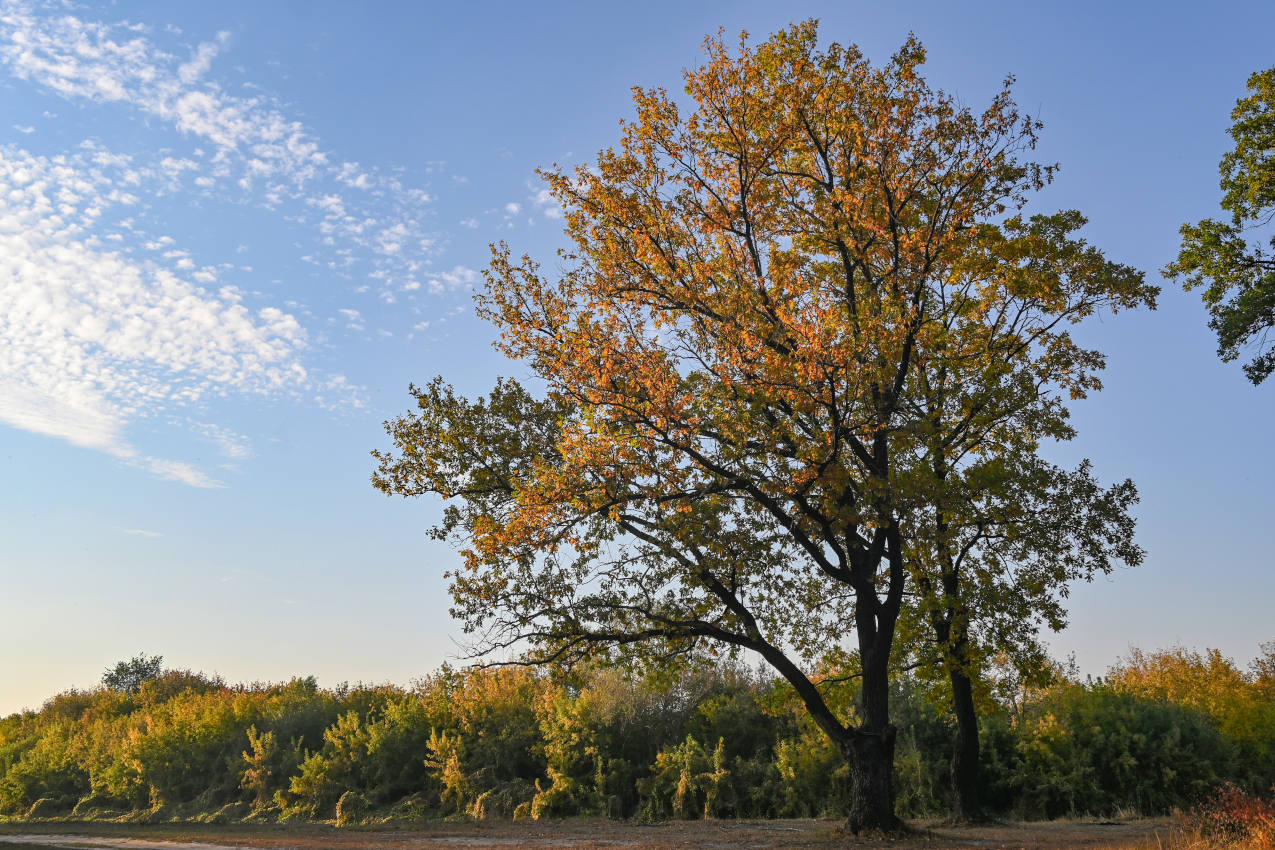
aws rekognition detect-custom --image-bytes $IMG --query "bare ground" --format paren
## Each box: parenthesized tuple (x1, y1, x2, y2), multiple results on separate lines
(0, 818, 1178, 850)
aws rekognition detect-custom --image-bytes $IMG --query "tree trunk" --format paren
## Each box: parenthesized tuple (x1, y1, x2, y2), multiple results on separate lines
(843, 642, 903, 834)
(925, 487, 989, 826)
(843, 725, 901, 833)
(948, 660, 987, 822)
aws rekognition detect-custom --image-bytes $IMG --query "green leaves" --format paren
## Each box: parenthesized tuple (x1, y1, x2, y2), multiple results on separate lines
(101, 654, 163, 695)
(1168, 67, 1275, 384)
(1221, 69, 1275, 224)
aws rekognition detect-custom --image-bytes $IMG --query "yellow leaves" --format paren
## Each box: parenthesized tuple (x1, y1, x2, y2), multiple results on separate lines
(377, 22, 1161, 717)
(1107, 646, 1275, 745)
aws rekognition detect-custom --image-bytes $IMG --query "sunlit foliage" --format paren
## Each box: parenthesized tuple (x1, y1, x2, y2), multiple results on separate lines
(0, 644, 1271, 824)
(373, 20, 1154, 832)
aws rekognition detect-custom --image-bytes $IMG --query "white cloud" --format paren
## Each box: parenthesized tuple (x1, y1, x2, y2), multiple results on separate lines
(193, 422, 251, 460)
(0, 378, 124, 454)
(177, 31, 228, 85)
(12, 123, 34, 134)
(313, 372, 363, 411)
(504, 202, 520, 215)
(424, 265, 480, 294)
(459, 217, 478, 229)
(337, 307, 364, 330)
(158, 156, 200, 189)
(0, 11, 324, 185)
(0, 144, 309, 484)
(0, 2, 441, 301)
(529, 186, 561, 219)
(120, 527, 162, 537)
(139, 456, 223, 488)
(0, 2, 458, 482)
(336, 161, 371, 189)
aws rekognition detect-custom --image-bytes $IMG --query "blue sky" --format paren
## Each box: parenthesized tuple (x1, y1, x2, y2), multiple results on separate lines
(1, 0, 1272, 714)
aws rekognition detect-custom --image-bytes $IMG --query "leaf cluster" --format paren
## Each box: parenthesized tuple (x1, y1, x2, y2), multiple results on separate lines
(1168, 67, 1275, 384)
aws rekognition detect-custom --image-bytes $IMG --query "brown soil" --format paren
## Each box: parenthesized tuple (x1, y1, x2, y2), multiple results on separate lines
(0, 818, 1176, 850)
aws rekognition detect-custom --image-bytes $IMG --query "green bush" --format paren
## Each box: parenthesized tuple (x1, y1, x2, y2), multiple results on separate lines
(1017, 682, 1233, 816)
(0, 645, 1270, 824)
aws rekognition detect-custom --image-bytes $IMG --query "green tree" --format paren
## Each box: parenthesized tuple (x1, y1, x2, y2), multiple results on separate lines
(904, 456, 1143, 820)
(1168, 67, 1275, 384)
(101, 654, 163, 696)
(373, 23, 1152, 832)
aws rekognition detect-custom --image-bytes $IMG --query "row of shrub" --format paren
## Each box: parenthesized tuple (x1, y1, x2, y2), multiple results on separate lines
(1, 644, 1271, 823)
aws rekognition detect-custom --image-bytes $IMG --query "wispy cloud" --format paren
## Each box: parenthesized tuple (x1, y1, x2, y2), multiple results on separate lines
(139, 456, 222, 488)
(0, 143, 306, 484)
(426, 265, 479, 294)
(120, 527, 162, 537)
(0, 0, 442, 301)
(0, 12, 321, 186)
(529, 186, 561, 219)
(192, 422, 252, 461)
(337, 307, 365, 331)
(0, 1, 465, 484)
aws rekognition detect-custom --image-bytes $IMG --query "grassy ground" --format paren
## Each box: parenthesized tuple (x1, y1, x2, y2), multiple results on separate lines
(0, 817, 1188, 850)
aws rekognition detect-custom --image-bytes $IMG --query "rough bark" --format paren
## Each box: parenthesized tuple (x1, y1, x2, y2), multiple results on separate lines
(843, 725, 901, 833)
(843, 618, 904, 834)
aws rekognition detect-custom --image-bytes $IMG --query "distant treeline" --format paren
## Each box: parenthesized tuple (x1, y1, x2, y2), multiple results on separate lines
(1, 644, 1272, 824)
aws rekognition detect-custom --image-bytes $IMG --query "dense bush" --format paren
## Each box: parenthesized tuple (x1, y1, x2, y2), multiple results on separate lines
(0, 644, 1271, 824)
(1016, 682, 1234, 817)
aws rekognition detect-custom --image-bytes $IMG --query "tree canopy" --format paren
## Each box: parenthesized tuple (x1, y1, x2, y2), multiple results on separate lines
(102, 653, 164, 696)
(374, 22, 1155, 831)
(1169, 67, 1275, 384)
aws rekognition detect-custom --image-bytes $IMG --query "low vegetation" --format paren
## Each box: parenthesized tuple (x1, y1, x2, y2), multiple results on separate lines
(0, 644, 1271, 830)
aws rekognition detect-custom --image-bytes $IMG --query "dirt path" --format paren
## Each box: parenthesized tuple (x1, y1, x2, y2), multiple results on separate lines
(0, 838, 246, 850)
(0, 819, 1175, 850)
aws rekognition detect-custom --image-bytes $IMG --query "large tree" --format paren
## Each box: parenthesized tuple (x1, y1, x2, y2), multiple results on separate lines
(1168, 67, 1275, 384)
(374, 24, 1154, 832)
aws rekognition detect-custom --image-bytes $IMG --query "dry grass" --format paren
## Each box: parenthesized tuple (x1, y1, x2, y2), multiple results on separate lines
(1103, 826, 1273, 849)
(0, 817, 1184, 850)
